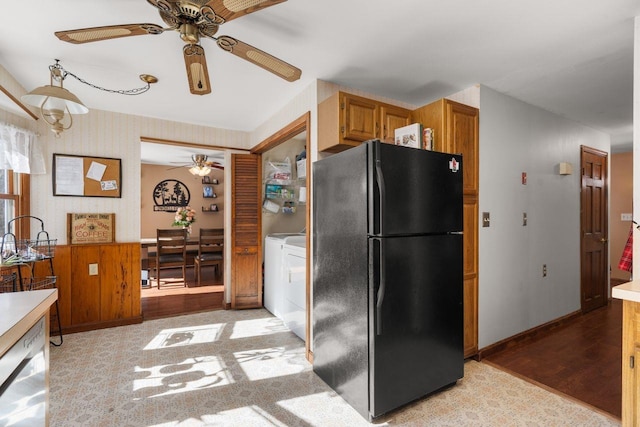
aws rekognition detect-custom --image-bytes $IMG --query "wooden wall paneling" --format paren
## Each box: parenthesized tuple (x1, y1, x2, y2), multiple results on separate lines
(70, 245, 101, 325)
(100, 243, 140, 320)
(46, 245, 71, 328)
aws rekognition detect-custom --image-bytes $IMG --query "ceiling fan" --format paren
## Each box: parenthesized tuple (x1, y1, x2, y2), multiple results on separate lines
(54, 0, 302, 95)
(169, 154, 224, 175)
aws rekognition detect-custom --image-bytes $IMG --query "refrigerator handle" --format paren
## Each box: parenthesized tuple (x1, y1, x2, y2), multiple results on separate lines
(375, 156, 385, 236)
(375, 238, 386, 335)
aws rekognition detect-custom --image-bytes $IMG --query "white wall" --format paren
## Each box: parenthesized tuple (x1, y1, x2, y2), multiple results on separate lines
(633, 17, 640, 276)
(478, 85, 610, 348)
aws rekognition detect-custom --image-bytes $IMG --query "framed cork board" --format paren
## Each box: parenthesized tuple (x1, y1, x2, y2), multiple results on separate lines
(53, 153, 122, 198)
(67, 213, 116, 244)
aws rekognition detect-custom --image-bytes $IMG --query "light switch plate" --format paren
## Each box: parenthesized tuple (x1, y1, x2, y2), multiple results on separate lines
(89, 263, 98, 276)
(482, 212, 490, 227)
(622, 213, 633, 221)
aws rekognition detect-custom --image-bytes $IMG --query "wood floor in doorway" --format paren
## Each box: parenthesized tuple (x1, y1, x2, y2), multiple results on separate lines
(484, 298, 622, 419)
(141, 265, 225, 320)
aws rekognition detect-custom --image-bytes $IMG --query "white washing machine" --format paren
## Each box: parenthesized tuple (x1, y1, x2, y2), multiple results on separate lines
(264, 233, 304, 318)
(282, 237, 306, 340)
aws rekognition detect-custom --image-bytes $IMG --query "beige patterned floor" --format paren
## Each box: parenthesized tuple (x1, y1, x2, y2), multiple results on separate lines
(49, 309, 620, 426)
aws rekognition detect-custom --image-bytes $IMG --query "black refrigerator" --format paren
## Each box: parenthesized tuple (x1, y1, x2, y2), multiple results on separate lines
(312, 140, 464, 420)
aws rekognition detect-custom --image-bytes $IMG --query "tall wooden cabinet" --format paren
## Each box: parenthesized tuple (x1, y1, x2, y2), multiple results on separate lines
(412, 98, 479, 358)
(318, 91, 411, 152)
(621, 298, 640, 426)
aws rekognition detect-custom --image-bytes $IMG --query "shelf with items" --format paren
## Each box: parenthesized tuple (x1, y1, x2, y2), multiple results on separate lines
(202, 204, 220, 212)
(203, 185, 217, 198)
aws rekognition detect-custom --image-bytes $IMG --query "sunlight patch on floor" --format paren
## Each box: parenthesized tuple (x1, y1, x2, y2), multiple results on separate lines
(133, 356, 232, 398)
(228, 316, 292, 339)
(144, 323, 225, 350)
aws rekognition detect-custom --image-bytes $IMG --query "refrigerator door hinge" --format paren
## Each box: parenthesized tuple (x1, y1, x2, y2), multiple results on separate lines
(631, 355, 635, 369)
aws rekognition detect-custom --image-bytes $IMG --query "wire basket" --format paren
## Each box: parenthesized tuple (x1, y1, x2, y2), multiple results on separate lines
(1, 238, 57, 262)
(22, 276, 56, 291)
(0, 273, 17, 293)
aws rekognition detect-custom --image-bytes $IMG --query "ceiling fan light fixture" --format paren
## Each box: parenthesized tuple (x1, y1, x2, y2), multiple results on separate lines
(189, 165, 211, 176)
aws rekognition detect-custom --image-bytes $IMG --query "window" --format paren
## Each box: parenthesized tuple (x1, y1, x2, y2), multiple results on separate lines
(0, 170, 28, 237)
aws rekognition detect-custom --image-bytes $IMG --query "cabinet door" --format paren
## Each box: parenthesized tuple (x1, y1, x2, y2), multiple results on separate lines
(342, 93, 378, 142)
(622, 300, 640, 426)
(445, 101, 479, 195)
(231, 153, 262, 309)
(380, 104, 411, 143)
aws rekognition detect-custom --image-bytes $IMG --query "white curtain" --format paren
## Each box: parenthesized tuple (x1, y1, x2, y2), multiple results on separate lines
(0, 122, 46, 174)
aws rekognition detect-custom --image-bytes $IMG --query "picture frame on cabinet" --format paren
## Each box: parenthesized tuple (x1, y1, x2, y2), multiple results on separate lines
(203, 186, 214, 198)
(202, 176, 211, 184)
(210, 204, 218, 211)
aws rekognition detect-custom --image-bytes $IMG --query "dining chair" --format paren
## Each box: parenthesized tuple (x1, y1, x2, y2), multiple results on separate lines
(156, 228, 188, 288)
(194, 228, 224, 286)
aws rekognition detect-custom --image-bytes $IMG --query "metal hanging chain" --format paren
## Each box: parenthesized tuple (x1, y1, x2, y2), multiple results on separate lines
(49, 60, 155, 96)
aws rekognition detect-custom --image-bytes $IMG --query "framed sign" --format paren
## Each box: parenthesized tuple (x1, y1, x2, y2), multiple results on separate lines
(67, 213, 116, 244)
(53, 153, 122, 198)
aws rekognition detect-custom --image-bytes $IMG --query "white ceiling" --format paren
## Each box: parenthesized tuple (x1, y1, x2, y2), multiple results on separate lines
(1, 1, 639, 152)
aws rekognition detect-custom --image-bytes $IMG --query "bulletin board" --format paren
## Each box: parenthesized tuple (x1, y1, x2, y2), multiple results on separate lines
(53, 153, 122, 198)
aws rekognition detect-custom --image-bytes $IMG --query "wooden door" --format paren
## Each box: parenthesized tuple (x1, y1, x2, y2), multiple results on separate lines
(380, 104, 411, 143)
(230, 153, 262, 309)
(342, 93, 378, 142)
(580, 146, 608, 313)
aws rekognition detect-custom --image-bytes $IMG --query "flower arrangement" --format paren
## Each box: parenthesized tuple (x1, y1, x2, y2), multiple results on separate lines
(172, 206, 196, 228)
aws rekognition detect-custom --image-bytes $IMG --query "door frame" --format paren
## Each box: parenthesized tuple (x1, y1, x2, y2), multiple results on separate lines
(580, 145, 609, 313)
(251, 112, 312, 360)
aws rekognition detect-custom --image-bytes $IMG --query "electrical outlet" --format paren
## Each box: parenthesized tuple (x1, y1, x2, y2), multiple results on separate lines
(89, 263, 98, 276)
(543, 264, 547, 277)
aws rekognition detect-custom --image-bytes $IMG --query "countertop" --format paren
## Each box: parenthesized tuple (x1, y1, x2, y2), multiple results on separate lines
(612, 281, 640, 303)
(0, 289, 58, 358)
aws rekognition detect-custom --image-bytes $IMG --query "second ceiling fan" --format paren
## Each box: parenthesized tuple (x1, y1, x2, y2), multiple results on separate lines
(54, 0, 302, 95)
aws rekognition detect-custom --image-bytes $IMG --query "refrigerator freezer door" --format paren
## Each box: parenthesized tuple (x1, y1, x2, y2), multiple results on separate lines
(369, 141, 463, 236)
(369, 233, 463, 418)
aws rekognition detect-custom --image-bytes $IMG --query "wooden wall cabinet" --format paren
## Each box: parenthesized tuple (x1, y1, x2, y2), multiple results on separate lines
(318, 91, 411, 152)
(49, 243, 142, 333)
(412, 98, 479, 358)
(622, 299, 640, 426)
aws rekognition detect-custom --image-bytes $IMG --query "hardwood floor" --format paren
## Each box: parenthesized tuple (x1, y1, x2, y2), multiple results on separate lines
(141, 265, 225, 319)
(483, 298, 622, 419)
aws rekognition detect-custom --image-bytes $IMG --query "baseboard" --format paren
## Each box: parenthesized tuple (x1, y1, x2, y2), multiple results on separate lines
(477, 309, 582, 360)
(61, 316, 143, 335)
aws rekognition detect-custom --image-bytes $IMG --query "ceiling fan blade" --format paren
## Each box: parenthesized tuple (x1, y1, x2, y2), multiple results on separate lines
(216, 36, 301, 82)
(203, 0, 286, 23)
(55, 24, 165, 44)
(183, 44, 212, 95)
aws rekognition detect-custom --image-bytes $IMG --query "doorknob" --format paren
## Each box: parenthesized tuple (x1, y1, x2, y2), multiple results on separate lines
(600, 238, 608, 243)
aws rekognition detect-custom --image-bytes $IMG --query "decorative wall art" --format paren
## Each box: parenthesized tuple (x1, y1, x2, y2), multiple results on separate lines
(153, 179, 191, 212)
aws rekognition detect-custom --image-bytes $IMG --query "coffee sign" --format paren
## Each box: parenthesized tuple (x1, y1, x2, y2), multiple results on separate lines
(68, 213, 115, 244)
